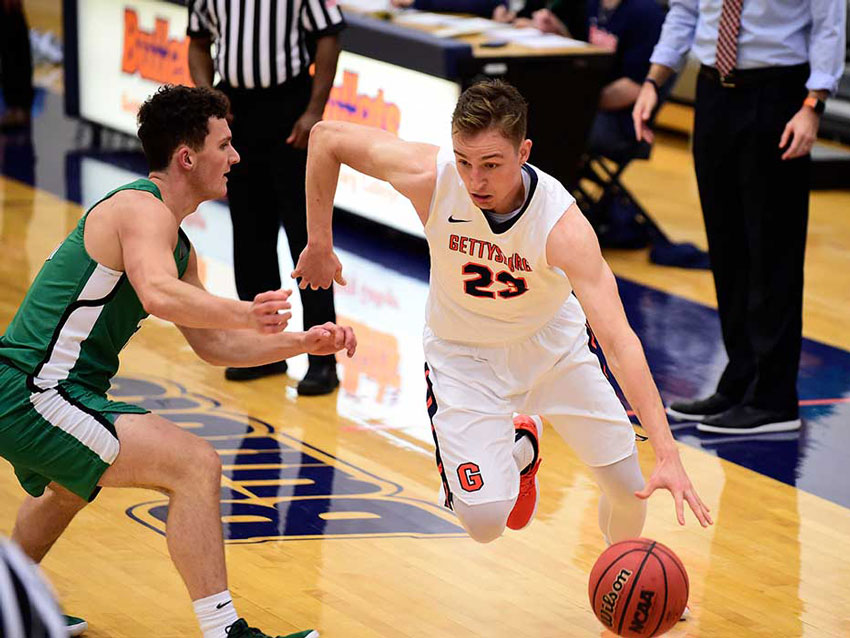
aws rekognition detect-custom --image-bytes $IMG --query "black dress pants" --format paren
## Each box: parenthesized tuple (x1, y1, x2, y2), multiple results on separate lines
(0, 3, 34, 110)
(692, 65, 810, 413)
(222, 75, 336, 365)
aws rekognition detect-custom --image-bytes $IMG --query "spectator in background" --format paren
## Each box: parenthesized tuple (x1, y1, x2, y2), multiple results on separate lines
(187, 0, 344, 395)
(388, 0, 588, 39)
(515, 0, 664, 156)
(0, 0, 34, 130)
(494, 0, 589, 40)
(634, 0, 846, 433)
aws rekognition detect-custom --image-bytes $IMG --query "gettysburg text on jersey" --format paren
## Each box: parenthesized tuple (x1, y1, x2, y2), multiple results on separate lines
(448, 234, 533, 273)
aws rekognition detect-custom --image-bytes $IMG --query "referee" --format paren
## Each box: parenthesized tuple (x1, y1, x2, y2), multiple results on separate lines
(187, 0, 344, 395)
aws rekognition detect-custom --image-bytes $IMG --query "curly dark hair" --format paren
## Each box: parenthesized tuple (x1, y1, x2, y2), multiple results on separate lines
(452, 79, 527, 147)
(137, 85, 230, 171)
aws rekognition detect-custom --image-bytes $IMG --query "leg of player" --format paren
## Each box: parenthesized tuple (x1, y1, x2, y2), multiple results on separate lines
(451, 415, 543, 543)
(453, 498, 515, 543)
(99, 414, 317, 638)
(588, 451, 647, 545)
(11, 483, 87, 563)
(100, 413, 227, 600)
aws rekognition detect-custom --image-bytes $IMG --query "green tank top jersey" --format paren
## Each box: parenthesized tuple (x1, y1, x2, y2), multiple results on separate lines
(0, 179, 191, 395)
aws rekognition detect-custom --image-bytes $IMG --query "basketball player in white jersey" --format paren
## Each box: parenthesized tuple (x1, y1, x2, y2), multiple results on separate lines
(293, 80, 712, 546)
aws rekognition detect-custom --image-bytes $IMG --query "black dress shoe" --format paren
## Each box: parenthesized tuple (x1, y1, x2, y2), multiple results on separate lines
(297, 361, 339, 396)
(696, 405, 801, 435)
(225, 360, 288, 381)
(666, 393, 736, 421)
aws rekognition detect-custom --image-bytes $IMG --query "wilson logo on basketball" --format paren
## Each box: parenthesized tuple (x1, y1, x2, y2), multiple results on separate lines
(323, 71, 401, 134)
(121, 9, 193, 86)
(628, 589, 655, 633)
(599, 568, 632, 628)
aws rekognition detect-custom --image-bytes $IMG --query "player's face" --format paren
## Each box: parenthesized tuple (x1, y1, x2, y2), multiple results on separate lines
(194, 117, 240, 199)
(452, 128, 531, 214)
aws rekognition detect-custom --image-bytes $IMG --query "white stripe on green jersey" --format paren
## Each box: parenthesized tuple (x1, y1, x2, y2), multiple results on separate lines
(0, 179, 191, 395)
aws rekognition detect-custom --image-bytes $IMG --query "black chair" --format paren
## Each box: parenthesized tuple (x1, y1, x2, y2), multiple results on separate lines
(573, 77, 710, 269)
(574, 76, 674, 241)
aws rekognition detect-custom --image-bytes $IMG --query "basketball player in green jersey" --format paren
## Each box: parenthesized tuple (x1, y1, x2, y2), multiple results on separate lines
(0, 85, 354, 638)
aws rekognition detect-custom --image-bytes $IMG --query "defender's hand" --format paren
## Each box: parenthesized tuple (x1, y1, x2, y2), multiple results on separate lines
(292, 244, 346, 290)
(303, 322, 357, 357)
(635, 449, 713, 527)
(248, 289, 292, 334)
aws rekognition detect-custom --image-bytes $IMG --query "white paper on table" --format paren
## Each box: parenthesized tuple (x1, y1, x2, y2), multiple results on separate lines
(511, 33, 587, 48)
(486, 27, 543, 40)
(340, 0, 392, 12)
(393, 11, 461, 26)
(431, 17, 503, 37)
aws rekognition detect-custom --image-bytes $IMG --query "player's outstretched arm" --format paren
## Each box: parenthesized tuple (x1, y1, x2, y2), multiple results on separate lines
(547, 205, 713, 528)
(292, 121, 439, 290)
(177, 248, 357, 366)
(118, 194, 289, 333)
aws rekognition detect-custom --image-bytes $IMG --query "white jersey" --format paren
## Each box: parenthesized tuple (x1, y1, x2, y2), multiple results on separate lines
(424, 148, 576, 345)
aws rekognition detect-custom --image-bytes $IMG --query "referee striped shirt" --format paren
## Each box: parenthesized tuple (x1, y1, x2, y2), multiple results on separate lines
(187, 0, 345, 89)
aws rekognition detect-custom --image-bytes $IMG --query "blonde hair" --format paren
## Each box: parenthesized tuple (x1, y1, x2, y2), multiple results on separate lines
(451, 79, 527, 147)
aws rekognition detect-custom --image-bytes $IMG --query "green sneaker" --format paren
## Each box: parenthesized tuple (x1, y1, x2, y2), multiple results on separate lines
(225, 618, 319, 638)
(64, 615, 88, 636)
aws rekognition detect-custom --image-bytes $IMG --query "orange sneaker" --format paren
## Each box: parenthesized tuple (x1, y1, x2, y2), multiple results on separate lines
(507, 415, 542, 530)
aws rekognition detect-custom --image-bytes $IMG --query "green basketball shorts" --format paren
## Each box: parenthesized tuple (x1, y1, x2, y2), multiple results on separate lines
(0, 363, 148, 501)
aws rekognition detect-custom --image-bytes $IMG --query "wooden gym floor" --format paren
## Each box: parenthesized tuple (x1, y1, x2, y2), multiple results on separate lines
(1, 4, 849, 635)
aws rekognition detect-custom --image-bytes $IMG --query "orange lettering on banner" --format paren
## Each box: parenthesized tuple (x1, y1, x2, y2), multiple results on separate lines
(121, 9, 193, 86)
(324, 71, 401, 134)
(335, 317, 401, 403)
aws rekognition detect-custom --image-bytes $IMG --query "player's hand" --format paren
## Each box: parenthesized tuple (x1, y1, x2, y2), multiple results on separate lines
(779, 106, 819, 160)
(247, 289, 292, 334)
(287, 109, 322, 149)
(632, 82, 658, 144)
(303, 322, 357, 357)
(292, 244, 346, 290)
(635, 449, 713, 527)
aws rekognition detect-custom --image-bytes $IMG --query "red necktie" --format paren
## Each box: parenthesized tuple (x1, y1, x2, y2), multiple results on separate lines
(715, 0, 744, 78)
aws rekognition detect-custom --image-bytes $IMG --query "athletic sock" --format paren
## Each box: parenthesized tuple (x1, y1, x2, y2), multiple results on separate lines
(512, 432, 535, 474)
(193, 590, 239, 638)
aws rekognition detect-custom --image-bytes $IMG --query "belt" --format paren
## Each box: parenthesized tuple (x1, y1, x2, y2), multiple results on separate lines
(699, 63, 809, 89)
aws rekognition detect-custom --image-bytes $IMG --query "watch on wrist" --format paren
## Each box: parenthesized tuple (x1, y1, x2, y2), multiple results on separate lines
(644, 77, 660, 93)
(804, 96, 826, 115)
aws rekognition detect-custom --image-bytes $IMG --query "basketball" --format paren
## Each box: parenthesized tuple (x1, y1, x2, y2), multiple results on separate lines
(588, 538, 689, 637)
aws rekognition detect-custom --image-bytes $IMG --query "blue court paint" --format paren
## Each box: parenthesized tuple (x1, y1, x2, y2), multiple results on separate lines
(113, 377, 464, 541)
(619, 280, 850, 508)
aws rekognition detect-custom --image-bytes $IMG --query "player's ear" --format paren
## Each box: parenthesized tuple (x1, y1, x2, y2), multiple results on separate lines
(176, 145, 194, 171)
(519, 139, 532, 164)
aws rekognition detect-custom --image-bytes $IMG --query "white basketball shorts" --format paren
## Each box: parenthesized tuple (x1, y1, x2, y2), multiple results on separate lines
(423, 295, 636, 509)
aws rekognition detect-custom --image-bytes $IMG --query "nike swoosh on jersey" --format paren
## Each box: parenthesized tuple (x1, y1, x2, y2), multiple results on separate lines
(448, 215, 471, 223)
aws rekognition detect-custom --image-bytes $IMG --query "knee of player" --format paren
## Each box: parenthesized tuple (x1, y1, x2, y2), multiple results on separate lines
(179, 439, 222, 487)
(455, 500, 512, 544)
